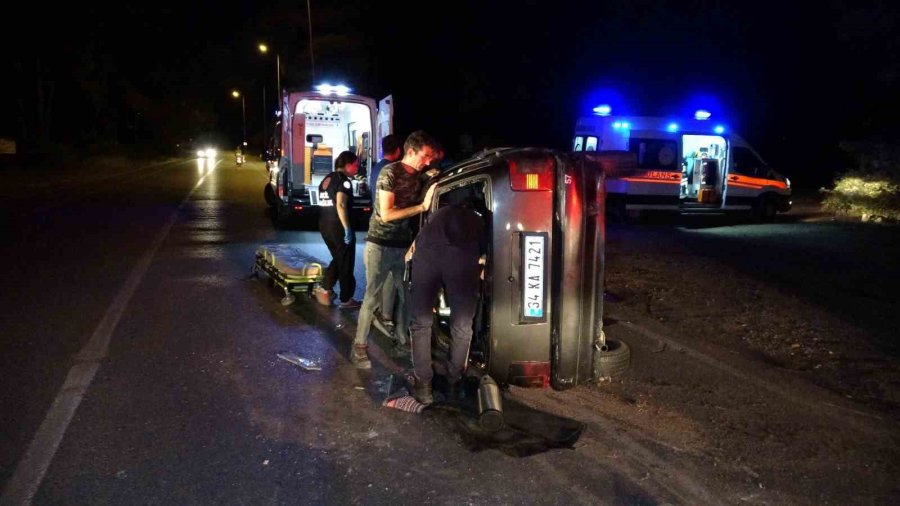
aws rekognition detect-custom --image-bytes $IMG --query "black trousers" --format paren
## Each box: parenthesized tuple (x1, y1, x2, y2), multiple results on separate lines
(409, 245, 481, 384)
(319, 219, 356, 303)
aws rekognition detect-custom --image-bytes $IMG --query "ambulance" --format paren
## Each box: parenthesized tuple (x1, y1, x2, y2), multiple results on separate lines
(264, 84, 394, 228)
(572, 108, 791, 220)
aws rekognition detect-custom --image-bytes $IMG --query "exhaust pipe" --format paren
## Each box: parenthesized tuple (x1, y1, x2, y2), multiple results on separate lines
(477, 375, 504, 431)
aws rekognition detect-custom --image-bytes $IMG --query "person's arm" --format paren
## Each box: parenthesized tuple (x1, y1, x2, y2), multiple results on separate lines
(335, 191, 350, 231)
(378, 183, 436, 222)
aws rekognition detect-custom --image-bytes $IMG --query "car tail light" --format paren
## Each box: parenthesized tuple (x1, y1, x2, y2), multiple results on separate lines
(278, 186, 284, 198)
(509, 156, 553, 191)
(293, 205, 303, 211)
(363, 207, 371, 212)
(507, 361, 550, 388)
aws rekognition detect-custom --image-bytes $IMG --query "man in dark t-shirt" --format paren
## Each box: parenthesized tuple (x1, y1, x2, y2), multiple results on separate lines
(351, 131, 440, 369)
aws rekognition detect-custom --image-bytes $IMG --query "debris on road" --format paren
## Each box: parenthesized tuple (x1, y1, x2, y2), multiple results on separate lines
(277, 352, 322, 371)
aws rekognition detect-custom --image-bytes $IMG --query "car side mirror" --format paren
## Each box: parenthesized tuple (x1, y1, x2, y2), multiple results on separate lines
(306, 134, 324, 144)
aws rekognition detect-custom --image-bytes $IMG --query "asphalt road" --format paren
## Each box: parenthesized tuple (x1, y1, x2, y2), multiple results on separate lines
(1, 158, 896, 504)
(0, 158, 653, 504)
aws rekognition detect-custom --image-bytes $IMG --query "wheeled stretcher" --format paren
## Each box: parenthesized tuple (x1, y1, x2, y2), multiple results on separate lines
(251, 244, 325, 305)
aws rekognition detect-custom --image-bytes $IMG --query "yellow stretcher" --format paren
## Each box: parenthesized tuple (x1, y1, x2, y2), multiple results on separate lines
(251, 244, 325, 305)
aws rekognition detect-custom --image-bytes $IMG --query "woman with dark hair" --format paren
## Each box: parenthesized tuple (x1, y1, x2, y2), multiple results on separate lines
(314, 151, 362, 308)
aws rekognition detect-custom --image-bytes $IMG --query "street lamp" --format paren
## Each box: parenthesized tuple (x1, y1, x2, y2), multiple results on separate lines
(258, 43, 280, 99)
(231, 90, 246, 144)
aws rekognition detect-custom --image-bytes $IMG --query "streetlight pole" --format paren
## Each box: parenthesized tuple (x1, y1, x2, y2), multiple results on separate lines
(262, 86, 266, 146)
(232, 90, 246, 143)
(259, 44, 281, 108)
(306, 0, 315, 84)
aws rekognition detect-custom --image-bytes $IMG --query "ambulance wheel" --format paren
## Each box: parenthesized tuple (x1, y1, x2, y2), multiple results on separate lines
(273, 205, 291, 230)
(594, 339, 630, 378)
(755, 195, 778, 222)
(264, 184, 279, 207)
(607, 197, 627, 223)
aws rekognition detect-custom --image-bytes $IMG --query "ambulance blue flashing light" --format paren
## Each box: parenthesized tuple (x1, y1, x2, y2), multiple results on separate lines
(695, 110, 711, 120)
(714, 125, 725, 134)
(315, 83, 351, 96)
(667, 123, 679, 132)
(593, 104, 612, 116)
(612, 121, 630, 130)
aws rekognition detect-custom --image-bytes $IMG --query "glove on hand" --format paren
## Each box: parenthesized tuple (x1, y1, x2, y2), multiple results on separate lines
(344, 227, 354, 245)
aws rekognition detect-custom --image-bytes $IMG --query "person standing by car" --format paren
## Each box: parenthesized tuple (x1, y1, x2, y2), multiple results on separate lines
(368, 134, 403, 334)
(406, 199, 487, 404)
(351, 131, 440, 369)
(314, 151, 362, 309)
(370, 134, 402, 199)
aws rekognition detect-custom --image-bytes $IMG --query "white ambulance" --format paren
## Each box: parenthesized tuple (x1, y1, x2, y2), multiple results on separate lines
(572, 109, 791, 220)
(264, 84, 393, 228)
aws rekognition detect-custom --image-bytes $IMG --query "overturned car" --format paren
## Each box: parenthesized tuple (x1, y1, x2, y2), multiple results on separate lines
(421, 148, 630, 391)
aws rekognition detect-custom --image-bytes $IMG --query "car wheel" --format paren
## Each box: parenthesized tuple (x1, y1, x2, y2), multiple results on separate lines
(594, 339, 630, 378)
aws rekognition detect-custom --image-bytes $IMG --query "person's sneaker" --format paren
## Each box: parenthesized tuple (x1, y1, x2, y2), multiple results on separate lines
(314, 287, 334, 307)
(388, 340, 410, 358)
(412, 381, 433, 405)
(338, 299, 362, 309)
(372, 316, 395, 338)
(349, 344, 371, 369)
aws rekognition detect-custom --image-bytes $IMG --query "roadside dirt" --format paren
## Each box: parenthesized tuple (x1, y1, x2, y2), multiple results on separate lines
(521, 197, 900, 504)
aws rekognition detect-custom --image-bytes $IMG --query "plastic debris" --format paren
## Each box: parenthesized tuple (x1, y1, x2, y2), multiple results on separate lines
(277, 352, 322, 371)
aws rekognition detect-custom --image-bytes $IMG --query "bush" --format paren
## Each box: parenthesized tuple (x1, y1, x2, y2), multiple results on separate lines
(821, 139, 900, 222)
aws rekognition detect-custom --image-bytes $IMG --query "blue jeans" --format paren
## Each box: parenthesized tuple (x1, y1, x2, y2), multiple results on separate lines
(355, 242, 409, 346)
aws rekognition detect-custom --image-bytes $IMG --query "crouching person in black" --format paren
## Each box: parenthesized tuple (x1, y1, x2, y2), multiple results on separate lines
(314, 151, 362, 309)
(407, 199, 487, 405)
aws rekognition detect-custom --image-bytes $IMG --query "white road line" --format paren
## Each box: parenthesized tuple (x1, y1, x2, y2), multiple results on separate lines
(1, 161, 219, 506)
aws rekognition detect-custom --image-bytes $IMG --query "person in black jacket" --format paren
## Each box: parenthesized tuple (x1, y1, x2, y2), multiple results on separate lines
(406, 198, 487, 404)
(314, 151, 362, 309)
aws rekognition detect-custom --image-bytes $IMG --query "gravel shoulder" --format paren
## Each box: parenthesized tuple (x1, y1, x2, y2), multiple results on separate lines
(536, 199, 900, 503)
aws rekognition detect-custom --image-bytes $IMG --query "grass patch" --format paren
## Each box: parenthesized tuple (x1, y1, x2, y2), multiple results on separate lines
(821, 140, 900, 223)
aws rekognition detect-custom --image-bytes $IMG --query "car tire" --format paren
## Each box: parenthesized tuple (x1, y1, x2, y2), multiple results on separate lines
(594, 339, 630, 378)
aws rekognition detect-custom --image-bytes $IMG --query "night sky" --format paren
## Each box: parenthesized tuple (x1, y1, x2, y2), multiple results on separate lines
(5, 0, 898, 188)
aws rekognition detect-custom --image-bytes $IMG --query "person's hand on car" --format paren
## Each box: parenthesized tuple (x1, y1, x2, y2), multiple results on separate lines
(422, 183, 437, 211)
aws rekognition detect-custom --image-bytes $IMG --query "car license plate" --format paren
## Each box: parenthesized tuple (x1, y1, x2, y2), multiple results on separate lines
(522, 232, 547, 321)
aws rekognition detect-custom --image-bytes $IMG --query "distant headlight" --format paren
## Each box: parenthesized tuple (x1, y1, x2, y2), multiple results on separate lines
(197, 150, 205, 157)
(205, 148, 217, 158)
